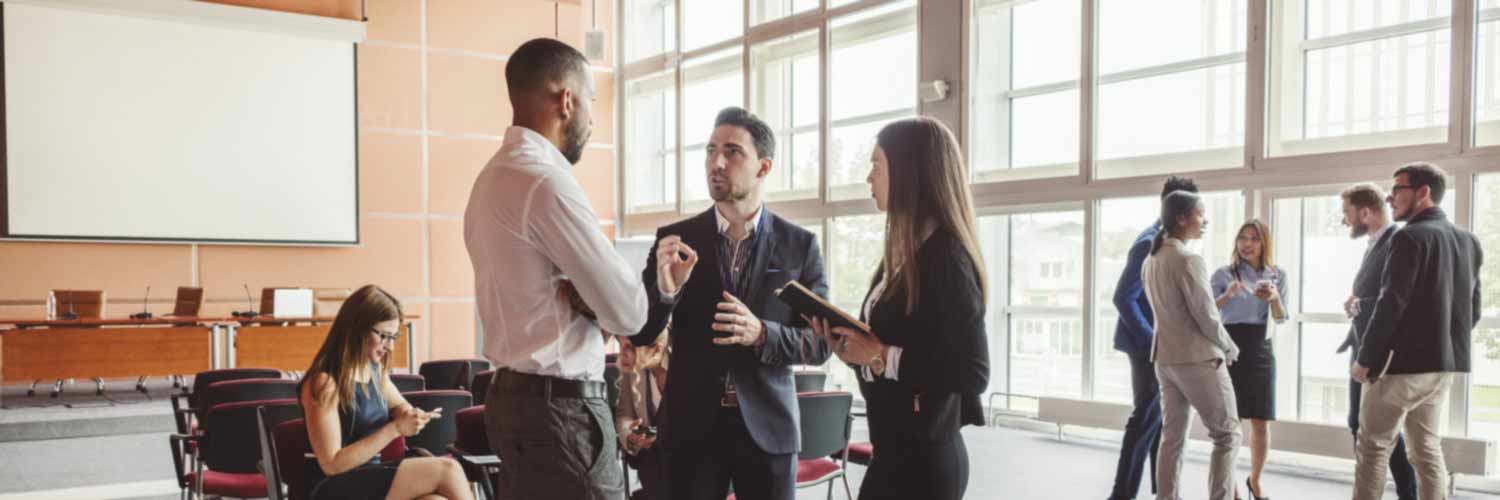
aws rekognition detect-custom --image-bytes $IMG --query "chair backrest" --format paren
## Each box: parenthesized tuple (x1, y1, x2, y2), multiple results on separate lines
(271, 419, 407, 500)
(419, 359, 491, 391)
(190, 368, 282, 405)
(198, 378, 298, 424)
(390, 373, 426, 393)
(202, 399, 299, 473)
(401, 390, 473, 454)
(604, 363, 621, 409)
(452, 405, 490, 455)
(52, 290, 104, 319)
(469, 370, 494, 405)
(796, 391, 853, 460)
(172, 287, 204, 317)
(794, 372, 828, 393)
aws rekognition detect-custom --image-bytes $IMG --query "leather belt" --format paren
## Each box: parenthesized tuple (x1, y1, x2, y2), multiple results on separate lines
(492, 369, 606, 399)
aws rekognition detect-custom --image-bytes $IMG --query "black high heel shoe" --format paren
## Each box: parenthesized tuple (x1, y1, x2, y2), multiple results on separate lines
(1247, 478, 1269, 500)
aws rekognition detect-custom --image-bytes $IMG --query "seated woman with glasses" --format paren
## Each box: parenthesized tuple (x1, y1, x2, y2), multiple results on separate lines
(298, 284, 474, 500)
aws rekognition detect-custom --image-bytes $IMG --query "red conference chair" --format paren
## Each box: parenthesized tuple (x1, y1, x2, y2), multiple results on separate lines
(390, 373, 426, 393)
(795, 391, 855, 500)
(171, 399, 299, 499)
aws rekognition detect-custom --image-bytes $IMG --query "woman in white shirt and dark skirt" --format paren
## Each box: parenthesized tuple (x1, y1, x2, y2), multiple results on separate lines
(808, 117, 989, 500)
(1210, 219, 1287, 500)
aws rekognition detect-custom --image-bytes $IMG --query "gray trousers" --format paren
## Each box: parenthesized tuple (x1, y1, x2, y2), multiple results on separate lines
(1352, 372, 1453, 500)
(1156, 359, 1241, 500)
(484, 382, 624, 500)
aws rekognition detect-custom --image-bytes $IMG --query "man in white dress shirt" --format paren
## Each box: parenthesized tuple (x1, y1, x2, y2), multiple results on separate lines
(463, 38, 647, 500)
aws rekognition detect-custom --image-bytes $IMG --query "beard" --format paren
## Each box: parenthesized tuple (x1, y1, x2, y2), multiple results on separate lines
(1393, 203, 1412, 222)
(1348, 222, 1369, 239)
(561, 115, 591, 164)
(709, 175, 749, 202)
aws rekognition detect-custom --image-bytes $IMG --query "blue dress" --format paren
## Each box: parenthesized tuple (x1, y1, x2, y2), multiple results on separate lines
(309, 366, 402, 500)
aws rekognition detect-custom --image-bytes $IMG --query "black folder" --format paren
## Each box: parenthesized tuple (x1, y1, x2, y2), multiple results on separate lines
(774, 280, 871, 332)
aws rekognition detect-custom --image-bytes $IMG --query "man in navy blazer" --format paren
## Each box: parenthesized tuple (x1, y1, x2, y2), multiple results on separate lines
(632, 107, 831, 500)
(1107, 176, 1198, 500)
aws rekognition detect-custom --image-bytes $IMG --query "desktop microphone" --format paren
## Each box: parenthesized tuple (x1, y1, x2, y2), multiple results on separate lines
(130, 285, 154, 320)
(232, 284, 259, 318)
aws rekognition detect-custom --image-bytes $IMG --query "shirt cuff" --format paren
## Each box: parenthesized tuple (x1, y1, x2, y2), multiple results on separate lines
(657, 286, 679, 305)
(882, 346, 903, 381)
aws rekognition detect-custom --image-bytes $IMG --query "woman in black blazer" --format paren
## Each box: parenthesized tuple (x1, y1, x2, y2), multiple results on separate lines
(810, 117, 989, 500)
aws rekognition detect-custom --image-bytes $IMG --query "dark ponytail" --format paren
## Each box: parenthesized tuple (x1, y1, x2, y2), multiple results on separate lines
(1151, 190, 1202, 255)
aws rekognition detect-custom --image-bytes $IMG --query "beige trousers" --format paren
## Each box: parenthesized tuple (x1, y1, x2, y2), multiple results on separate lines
(1351, 372, 1453, 500)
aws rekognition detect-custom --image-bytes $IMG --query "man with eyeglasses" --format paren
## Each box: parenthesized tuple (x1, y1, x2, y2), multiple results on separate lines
(1350, 163, 1484, 500)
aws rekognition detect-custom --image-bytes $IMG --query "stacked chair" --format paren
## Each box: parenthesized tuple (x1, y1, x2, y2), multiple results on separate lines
(419, 359, 491, 391)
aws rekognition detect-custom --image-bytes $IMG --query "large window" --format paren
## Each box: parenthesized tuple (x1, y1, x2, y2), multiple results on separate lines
(1476, 0, 1500, 146)
(969, 0, 1081, 181)
(1268, 0, 1452, 157)
(1472, 174, 1500, 439)
(1096, 0, 1246, 178)
(1092, 191, 1245, 403)
(683, 0, 742, 52)
(752, 31, 821, 200)
(828, 2, 918, 200)
(624, 70, 678, 213)
(623, 0, 674, 63)
(681, 49, 744, 211)
(826, 214, 885, 393)
(981, 210, 1085, 408)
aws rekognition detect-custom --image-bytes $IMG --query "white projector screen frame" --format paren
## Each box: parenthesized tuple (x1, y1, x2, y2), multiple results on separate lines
(1, 2, 360, 245)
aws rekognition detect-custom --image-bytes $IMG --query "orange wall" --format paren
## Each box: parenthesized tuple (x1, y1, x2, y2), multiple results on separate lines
(1, 0, 619, 364)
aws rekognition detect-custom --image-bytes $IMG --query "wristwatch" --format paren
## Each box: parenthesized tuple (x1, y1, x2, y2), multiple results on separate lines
(868, 350, 887, 377)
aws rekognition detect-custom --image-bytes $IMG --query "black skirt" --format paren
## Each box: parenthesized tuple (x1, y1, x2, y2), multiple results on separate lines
(309, 459, 403, 500)
(1226, 323, 1276, 420)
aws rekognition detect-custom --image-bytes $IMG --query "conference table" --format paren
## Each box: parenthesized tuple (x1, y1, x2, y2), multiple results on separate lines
(0, 315, 418, 406)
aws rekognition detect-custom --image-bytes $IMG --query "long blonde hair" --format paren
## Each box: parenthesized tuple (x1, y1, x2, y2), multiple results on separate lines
(301, 284, 404, 412)
(874, 117, 988, 313)
(1230, 219, 1275, 280)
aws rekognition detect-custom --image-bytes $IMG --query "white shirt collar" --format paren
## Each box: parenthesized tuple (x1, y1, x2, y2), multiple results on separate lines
(1163, 236, 1186, 248)
(507, 126, 571, 169)
(714, 204, 764, 241)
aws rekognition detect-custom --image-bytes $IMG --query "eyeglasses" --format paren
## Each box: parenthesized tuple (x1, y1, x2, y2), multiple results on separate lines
(1386, 184, 1417, 201)
(371, 328, 400, 343)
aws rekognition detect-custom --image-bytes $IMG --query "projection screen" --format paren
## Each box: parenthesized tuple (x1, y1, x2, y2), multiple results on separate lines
(2, 2, 358, 244)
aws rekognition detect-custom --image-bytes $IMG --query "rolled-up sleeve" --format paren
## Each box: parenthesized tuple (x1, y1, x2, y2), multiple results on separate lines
(525, 174, 648, 336)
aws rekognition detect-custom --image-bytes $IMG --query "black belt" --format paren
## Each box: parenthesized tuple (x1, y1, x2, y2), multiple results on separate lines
(491, 369, 606, 399)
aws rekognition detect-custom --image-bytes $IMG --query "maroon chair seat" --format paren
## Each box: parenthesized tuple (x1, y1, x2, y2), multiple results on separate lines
(183, 470, 265, 499)
(833, 441, 873, 466)
(452, 405, 490, 455)
(796, 458, 842, 485)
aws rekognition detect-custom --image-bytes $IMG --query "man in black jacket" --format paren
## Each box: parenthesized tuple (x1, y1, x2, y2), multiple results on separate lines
(633, 107, 832, 500)
(1350, 163, 1484, 500)
(1336, 183, 1416, 500)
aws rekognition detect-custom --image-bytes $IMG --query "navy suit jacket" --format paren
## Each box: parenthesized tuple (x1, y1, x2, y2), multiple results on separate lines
(1113, 222, 1159, 354)
(631, 208, 832, 455)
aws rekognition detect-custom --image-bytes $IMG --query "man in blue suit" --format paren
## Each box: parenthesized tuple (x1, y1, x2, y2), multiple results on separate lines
(1107, 176, 1198, 500)
(633, 107, 831, 500)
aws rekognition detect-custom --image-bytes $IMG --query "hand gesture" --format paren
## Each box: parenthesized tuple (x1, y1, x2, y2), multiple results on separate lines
(655, 235, 699, 297)
(1253, 282, 1280, 303)
(1351, 361, 1372, 384)
(807, 316, 881, 365)
(1221, 280, 1247, 300)
(1343, 295, 1361, 319)
(712, 292, 764, 346)
(392, 405, 426, 437)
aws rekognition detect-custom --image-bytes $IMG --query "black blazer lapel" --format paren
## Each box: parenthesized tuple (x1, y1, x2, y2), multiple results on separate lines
(743, 213, 778, 311)
(688, 209, 723, 296)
